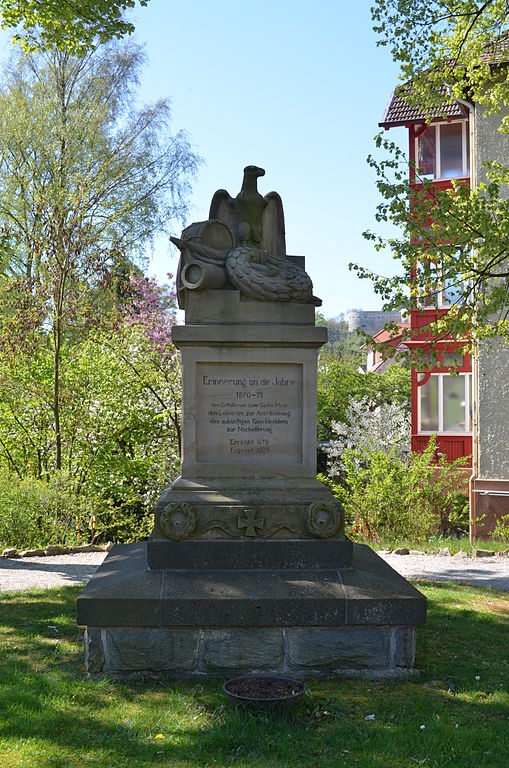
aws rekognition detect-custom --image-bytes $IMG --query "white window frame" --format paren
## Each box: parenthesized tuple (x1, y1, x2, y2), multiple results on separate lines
(418, 372, 472, 435)
(415, 120, 469, 181)
(415, 256, 468, 309)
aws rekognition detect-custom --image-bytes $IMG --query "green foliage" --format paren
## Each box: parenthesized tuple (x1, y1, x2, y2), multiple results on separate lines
(491, 512, 509, 543)
(335, 437, 469, 545)
(358, 134, 509, 358)
(0, 472, 81, 549)
(0, 1, 151, 54)
(0, 42, 194, 544)
(372, 1, 509, 115)
(0, 323, 181, 546)
(363, 2, 509, 354)
(316, 312, 365, 365)
(71, 327, 182, 542)
(317, 349, 410, 442)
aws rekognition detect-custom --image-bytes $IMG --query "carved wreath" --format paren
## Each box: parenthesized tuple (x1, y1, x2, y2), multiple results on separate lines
(226, 245, 314, 303)
(160, 503, 196, 541)
(305, 501, 343, 539)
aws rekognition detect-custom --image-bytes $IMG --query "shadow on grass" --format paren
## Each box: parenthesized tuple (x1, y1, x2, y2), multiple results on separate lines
(0, 583, 507, 768)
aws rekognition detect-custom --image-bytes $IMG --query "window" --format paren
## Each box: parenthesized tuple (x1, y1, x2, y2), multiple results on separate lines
(416, 257, 467, 309)
(418, 372, 472, 433)
(415, 121, 469, 181)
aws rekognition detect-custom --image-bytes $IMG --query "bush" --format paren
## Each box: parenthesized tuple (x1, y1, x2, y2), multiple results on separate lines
(491, 513, 509, 544)
(328, 436, 469, 545)
(0, 472, 82, 549)
(328, 397, 411, 473)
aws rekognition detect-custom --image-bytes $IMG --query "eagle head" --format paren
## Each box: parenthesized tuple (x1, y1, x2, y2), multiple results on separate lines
(243, 165, 265, 179)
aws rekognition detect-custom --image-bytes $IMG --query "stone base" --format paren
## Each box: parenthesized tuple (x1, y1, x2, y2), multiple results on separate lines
(84, 625, 417, 681)
(150, 476, 346, 553)
(77, 542, 426, 680)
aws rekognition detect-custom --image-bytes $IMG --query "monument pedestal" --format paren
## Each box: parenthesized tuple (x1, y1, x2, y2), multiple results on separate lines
(77, 167, 426, 679)
(78, 540, 425, 679)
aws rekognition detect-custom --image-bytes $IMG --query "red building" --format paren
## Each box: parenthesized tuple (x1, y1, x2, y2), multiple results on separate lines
(364, 322, 410, 373)
(379, 94, 472, 466)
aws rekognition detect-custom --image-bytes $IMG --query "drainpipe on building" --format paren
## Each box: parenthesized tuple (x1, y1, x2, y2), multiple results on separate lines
(454, 96, 478, 543)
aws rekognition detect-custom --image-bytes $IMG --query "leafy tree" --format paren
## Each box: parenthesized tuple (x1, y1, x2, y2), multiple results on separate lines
(0, 273, 182, 545)
(0, 1, 151, 54)
(357, 2, 509, 355)
(316, 311, 364, 365)
(0, 42, 199, 471)
(372, 1, 509, 113)
(316, 349, 410, 443)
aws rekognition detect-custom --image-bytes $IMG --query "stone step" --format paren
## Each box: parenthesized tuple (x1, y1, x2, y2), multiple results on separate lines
(147, 537, 353, 570)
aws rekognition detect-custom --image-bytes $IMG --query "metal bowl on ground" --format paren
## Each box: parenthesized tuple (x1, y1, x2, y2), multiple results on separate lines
(223, 675, 306, 710)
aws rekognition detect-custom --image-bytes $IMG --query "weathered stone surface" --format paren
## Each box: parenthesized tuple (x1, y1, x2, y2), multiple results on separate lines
(160, 567, 348, 627)
(286, 627, 390, 670)
(78, 542, 426, 631)
(150, 475, 345, 547)
(201, 629, 283, 672)
(1, 548, 18, 558)
(391, 626, 416, 668)
(19, 548, 46, 557)
(85, 629, 104, 674)
(474, 548, 495, 558)
(70, 544, 104, 553)
(44, 545, 71, 556)
(171, 335, 325, 486)
(77, 545, 162, 628)
(104, 629, 199, 672)
(78, 165, 426, 680)
(148, 538, 353, 571)
(81, 624, 422, 680)
(342, 545, 427, 626)
(184, 289, 316, 326)
(394, 548, 410, 555)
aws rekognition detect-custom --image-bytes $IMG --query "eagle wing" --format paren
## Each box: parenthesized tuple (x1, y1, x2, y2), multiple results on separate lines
(262, 191, 286, 259)
(209, 189, 236, 244)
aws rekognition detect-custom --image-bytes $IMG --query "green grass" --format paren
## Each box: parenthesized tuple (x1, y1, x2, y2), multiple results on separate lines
(0, 582, 508, 767)
(365, 534, 508, 555)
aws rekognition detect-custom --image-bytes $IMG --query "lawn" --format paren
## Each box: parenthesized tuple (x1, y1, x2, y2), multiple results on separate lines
(0, 581, 507, 768)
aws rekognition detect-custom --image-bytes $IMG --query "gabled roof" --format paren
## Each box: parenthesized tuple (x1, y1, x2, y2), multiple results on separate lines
(380, 33, 509, 129)
(362, 322, 411, 350)
(369, 322, 411, 346)
(480, 31, 509, 62)
(379, 90, 467, 128)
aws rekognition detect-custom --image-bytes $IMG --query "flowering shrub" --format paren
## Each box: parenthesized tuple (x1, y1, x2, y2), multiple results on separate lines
(327, 398, 411, 474)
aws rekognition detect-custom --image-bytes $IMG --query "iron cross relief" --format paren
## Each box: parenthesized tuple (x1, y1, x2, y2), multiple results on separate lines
(237, 508, 265, 537)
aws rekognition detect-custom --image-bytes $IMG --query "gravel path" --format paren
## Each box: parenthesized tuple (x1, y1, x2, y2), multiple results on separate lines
(379, 550, 509, 593)
(0, 548, 508, 594)
(0, 552, 107, 593)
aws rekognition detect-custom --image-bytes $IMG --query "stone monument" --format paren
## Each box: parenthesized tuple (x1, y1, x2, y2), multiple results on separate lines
(78, 166, 426, 678)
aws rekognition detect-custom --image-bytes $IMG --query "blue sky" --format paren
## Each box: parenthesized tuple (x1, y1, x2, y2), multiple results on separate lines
(1, 0, 408, 319)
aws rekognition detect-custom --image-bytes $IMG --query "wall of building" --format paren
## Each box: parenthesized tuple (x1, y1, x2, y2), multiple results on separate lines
(472, 105, 509, 534)
(474, 104, 509, 187)
(475, 105, 509, 478)
(477, 339, 509, 477)
(347, 310, 402, 335)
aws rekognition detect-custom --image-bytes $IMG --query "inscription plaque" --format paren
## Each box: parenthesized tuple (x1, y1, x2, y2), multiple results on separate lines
(196, 362, 303, 464)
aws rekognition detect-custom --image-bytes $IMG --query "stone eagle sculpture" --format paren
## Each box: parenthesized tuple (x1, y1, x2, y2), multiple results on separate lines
(209, 165, 286, 259)
(171, 166, 320, 307)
